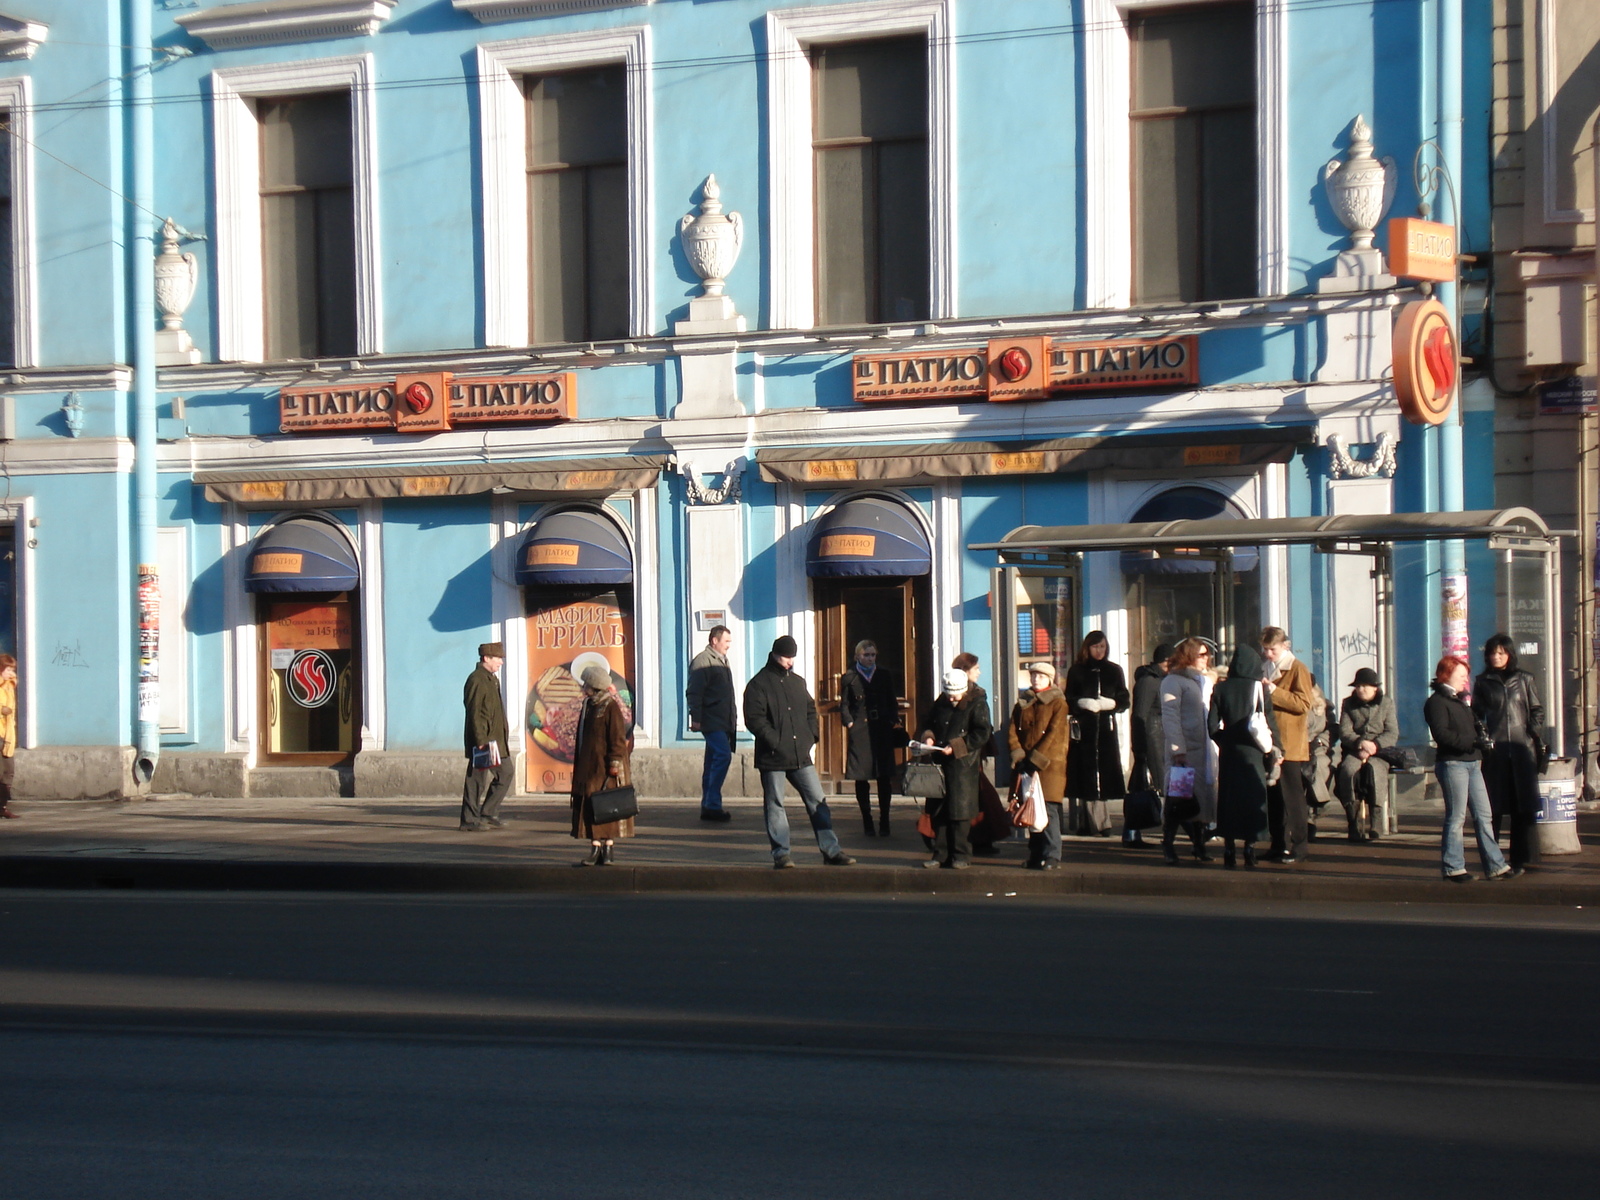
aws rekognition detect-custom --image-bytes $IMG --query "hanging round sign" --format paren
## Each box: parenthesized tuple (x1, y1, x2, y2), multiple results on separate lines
(286, 648, 338, 708)
(1393, 298, 1458, 425)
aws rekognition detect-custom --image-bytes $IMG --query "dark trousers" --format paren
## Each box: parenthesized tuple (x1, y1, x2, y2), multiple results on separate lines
(932, 808, 972, 865)
(1268, 763, 1309, 855)
(461, 759, 514, 825)
(1334, 756, 1375, 833)
(0, 754, 12, 809)
(855, 778, 892, 826)
(701, 730, 733, 811)
(1027, 800, 1064, 865)
(1482, 745, 1539, 867)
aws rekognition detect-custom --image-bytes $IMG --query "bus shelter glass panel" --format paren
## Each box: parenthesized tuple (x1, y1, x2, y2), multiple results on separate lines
(1008, 569, 1079, 694)
(1498, 549, 1558, 749)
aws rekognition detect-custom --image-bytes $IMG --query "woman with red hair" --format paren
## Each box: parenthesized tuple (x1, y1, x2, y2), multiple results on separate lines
(1423, 656, 1510, 882)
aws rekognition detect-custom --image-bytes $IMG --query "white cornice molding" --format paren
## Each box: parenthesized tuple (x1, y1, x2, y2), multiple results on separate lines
(476, 25, 653, 347)
(208, 54, 382, 362)
(177, 0, 395, 51)
(0, 15, 46, 61)
(1, 365, 131, 393)
(766, 0, 954, 330)
(453, 0, 650, 23)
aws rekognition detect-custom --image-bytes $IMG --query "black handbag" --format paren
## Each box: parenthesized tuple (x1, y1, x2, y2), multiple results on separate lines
(589, 776, 638, 825)
(895, 760, 946, 799)
(1163, 795, 1201, 824)
(1123, 789, 1162, 830)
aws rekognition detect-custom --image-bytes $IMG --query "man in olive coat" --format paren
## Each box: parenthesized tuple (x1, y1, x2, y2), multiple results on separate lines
(461, 641, 513, 831)
(742, 635, 855, 869)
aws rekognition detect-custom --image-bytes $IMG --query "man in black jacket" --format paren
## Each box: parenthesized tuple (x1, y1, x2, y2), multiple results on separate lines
(461, 641, 513, 831)
(742, 635, 856, 869)
(686, 625, 736, 823)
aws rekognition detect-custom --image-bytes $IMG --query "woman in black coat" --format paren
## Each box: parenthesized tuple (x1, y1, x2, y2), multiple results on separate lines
(1126, 642, 1175, 845)
(840, 639, 902, 836)
(1064, 631, 1130, 836)
(917, 668, 993, 869)
(1472, 633, 1544, 873)
(1208, 642, 1277, 868)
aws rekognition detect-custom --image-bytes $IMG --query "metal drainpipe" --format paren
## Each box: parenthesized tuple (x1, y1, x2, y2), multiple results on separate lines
(1436, 0, 1467, 663)
(129, 1, 159, 784)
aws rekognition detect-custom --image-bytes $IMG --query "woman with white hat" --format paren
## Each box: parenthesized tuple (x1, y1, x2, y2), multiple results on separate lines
(916, 667, 993, 869)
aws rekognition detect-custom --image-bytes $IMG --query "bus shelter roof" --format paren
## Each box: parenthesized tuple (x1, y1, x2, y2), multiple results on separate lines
(970, 508, 1568, 559)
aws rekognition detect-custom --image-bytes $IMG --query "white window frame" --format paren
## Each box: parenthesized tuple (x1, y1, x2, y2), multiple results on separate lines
(476, 26, 653, 348)
(1084, 0, 1287, 307)
(0, 75, 37, 368)
(1534, 0, 1595, 225)
(208, 54, 382, 363)
(766, 0, 955, 330)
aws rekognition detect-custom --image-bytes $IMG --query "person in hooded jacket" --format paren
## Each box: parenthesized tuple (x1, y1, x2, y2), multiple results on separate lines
(1335, 667, 1398, 842)
(1160, 637, 1217, 864)
(1009, 661, 1072, 870)
(1208, 642, 1277, 868)
(918, 668, 994, 869)
(1472, 633, 1544, 874)
(1126, 642, 1175, 845)
(743, 635, 856, 869)
(1064, 631, 1130, 836)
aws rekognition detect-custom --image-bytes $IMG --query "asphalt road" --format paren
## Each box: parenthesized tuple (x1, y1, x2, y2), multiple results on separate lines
(1, 891, 1596, 1199)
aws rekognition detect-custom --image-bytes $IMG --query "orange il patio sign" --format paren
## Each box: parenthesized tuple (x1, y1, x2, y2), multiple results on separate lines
(852, 336, 1198, 404)
(280, 371, 575, 435)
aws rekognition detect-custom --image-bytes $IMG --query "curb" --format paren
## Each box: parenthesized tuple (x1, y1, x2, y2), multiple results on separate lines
(2, 856, 1596, 905)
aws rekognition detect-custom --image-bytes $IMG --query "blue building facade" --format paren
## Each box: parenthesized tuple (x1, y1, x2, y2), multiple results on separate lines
(0, 0, 1505, 799)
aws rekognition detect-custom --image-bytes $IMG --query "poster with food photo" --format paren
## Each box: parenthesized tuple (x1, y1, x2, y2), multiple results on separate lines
(524, 591, 633, 793)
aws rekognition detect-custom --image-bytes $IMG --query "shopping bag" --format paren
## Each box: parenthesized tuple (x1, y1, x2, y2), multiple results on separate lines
(895, 760, 946, 799)
(1009, 772, 1049, 833)
(1123, 789, 1162, 830)
(1165, 765, 1196, 799)
(1247, 684, 1275, 755)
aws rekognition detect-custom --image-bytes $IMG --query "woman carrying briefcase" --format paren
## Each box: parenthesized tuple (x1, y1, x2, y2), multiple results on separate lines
(571, 663, 635, 866)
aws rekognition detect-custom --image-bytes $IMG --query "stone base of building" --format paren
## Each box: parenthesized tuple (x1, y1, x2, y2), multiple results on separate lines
(14, 746, 141, 800)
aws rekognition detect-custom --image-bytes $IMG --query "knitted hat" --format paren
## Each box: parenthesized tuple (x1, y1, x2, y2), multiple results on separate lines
(1153, 643, 1177, 664)
(942, 667, 969, 695)
(772, 635, 798, 657)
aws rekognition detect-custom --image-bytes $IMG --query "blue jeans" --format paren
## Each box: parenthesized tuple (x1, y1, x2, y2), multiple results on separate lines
(761, 765, 842, 861)
(701, 730, 733, 811)
(1436, 759, 1508, 877)
(1028, 800, 1064, 865)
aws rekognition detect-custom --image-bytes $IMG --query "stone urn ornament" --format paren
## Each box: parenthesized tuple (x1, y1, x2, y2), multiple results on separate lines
(679, 175, 743, 298)
(1323, 115, 1396, 252)
(153, 216, 202, 365)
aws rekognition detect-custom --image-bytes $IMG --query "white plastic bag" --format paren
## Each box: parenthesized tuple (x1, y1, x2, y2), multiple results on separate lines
(1011, 771, 1050, 833)
(1247, 683, 1275, 755)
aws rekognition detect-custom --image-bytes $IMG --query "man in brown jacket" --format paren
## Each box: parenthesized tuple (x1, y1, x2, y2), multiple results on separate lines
(1261, 626, 1313, 862)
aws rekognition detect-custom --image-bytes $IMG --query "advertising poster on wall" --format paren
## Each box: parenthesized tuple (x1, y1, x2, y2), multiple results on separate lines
(524, 591, 634, 793)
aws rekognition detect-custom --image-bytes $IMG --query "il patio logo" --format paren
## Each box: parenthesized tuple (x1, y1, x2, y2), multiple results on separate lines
(286, 648, 337, 708)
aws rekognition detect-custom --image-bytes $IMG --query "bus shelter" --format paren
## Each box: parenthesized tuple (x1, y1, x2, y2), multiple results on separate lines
(971, 508, 1569, 829)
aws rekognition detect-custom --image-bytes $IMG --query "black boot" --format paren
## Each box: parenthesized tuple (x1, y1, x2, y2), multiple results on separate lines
(878, 802, 891, 837)
(1243, 844, 1257, 868)
(599, 842, 614, 866)
(1162, 824, 1179, 865)
(1223, 841, 1237, 870)
(856, 784, 876, 836)
(1188, 821, 1212, 863)
(576, 844, 602, 867)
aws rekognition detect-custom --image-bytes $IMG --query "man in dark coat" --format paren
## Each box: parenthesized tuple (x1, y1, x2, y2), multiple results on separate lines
(686, 624, 736, 823)
(461, 641, 513, 831)
(742, 635, 856, 869)
(840, 638, 902, 836)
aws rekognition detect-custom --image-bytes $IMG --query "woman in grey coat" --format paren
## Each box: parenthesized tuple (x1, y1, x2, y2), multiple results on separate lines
(1159, 637, 1217, 864)
(1334, 667, 1398, 841)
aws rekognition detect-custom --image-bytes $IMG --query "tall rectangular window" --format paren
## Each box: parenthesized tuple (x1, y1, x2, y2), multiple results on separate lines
(1131, 6, 1256, 304)
(525, 65, 628, 345)
(0, 110, 13, 367)
(257, 91, 357, 360)
(811, 37, 928, 326)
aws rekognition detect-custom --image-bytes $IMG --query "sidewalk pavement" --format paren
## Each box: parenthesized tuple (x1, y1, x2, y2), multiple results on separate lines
(1, 793, 1597, 904)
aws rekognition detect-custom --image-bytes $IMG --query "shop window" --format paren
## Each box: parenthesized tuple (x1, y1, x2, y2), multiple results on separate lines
(811, 36, 929, 326)
(257, 90, 357, 360)
(525, 65, 628, 344)
(1130, 5, 1256, 304)
(261, 595, 358, 757)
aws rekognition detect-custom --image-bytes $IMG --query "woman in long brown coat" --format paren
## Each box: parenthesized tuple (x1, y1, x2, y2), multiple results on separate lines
(1009, 661, 1071, 870)
(571, 663, 634, 866)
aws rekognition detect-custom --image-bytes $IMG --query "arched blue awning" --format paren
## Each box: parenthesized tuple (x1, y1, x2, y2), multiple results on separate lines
(806, 497, 931, 578)
(244, 517, 360, 594)
(516, 509, 633, 586)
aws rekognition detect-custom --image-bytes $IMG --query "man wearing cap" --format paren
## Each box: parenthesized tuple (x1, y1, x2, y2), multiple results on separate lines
(742, 635, 856, 869)
(461, 642, 513, 831)
(1335, 666, 1398, 842)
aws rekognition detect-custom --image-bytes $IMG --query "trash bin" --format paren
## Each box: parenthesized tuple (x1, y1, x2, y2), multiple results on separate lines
(1536, 779, 1581, 856)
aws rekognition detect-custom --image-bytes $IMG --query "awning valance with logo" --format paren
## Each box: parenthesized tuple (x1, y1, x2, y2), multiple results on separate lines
(515, 509, 634, 587)
(244, 516, 361, 594)
(196, 456, 667, 505)
(806, 497, 932, 578)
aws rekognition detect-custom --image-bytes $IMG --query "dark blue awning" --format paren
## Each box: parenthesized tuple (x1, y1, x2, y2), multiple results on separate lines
(516, 509, 633, 586)
(807, 497, 931, 578)
(244, 517, 360, 593)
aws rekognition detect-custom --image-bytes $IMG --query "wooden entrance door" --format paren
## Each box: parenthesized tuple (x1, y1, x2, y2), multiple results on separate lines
(258, 593, 359, 764)
(813, 577, 930, 781)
